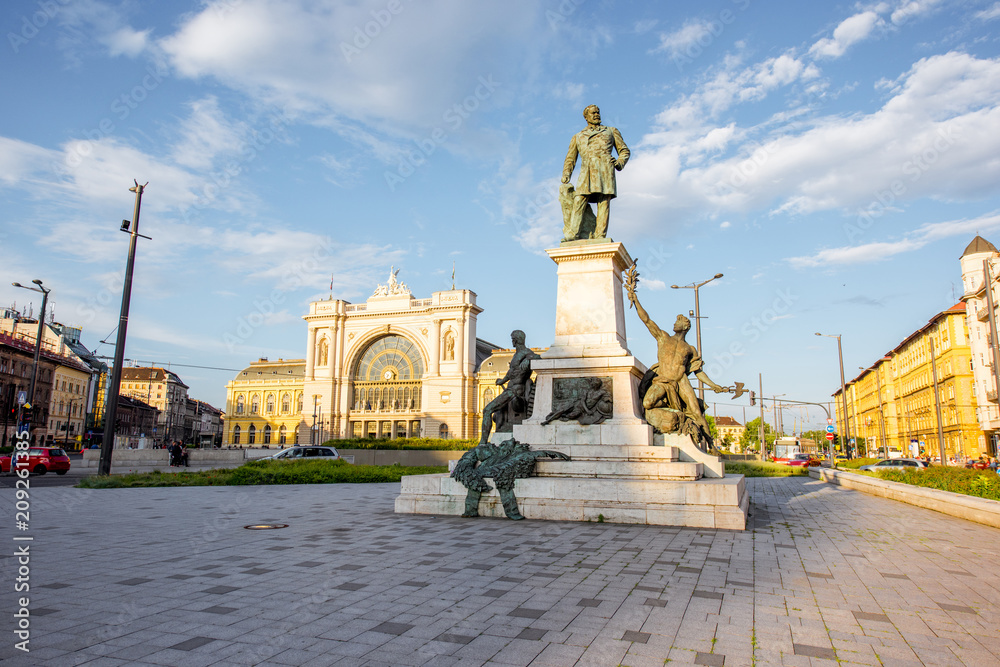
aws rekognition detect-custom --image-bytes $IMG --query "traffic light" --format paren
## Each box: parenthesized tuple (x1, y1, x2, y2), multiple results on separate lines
(749, 391, 756, 406)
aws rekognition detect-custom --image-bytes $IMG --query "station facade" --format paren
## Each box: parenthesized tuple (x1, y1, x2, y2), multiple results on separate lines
(225, 272, 500, 445)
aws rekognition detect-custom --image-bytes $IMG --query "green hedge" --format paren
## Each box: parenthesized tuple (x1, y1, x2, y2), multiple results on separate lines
(837, 457, 880, 469)
(76, 459, 447, 488)
(724, 461, 811, 477)
(866, 466, 1000, 501)
(321, 437, 476, 451)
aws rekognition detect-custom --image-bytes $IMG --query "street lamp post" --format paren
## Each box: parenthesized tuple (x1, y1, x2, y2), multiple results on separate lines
(672, 273, 724, 401)
(816, 332, 850, 465)
(12, 279, 51, 444)
(99, 181, 150, 476)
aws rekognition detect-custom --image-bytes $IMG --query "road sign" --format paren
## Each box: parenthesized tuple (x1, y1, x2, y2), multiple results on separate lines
(827, 417, 833, 425)
(825, 433, 835, 441)
(826, 425, 835, 433)
(16, 391, 26, 406)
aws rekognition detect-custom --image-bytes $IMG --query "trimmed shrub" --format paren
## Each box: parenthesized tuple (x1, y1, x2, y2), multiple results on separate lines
(872, 466, 1000, 501)
(838, 458, 880, 469)
(724, 461, 810, 477)
(76, 459, 448, 488)
(321, 437, 476, 451)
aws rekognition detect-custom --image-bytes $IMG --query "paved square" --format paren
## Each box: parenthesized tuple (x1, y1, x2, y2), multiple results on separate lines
(2, 476, 1000, 665)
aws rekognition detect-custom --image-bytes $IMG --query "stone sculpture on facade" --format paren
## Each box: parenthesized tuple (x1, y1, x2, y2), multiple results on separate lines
(541, 377, 613, 425)
(560, 105, 630, 242)
(451, 437, 571, 520)
(372, 266, 410, 297)
(624, 263, 736, 449)
(480, 330, 540, 444)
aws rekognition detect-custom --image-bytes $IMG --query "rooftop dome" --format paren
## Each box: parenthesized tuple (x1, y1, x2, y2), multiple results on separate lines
(961, 235, 998, 257)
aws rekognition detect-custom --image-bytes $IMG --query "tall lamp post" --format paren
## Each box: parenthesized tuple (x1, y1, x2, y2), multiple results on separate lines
(99, 181, 150, 476)
(672, 273, 724, 401)
(816, 332, 850, 456)
(12, 279, 51, 444)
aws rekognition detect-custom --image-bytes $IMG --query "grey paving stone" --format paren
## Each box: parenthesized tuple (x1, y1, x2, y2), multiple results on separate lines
(370, 621, 414, 635)
(13, 477, 1000, 667)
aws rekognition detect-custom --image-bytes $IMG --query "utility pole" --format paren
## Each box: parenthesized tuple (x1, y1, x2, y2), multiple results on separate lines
(11, 279, 51, 445)
(758, 373, 765, 460)
(929, 336, 947, 464)
(984, 260, 1000, 444)
(99, 181, 150, 476)
(874, 364, 888, 459)
(672, 273, 723, 401)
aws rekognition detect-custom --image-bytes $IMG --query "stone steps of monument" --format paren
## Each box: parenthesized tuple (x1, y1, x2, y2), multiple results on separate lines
(534, 459, 701, 480)
(542, 444, 681, 461)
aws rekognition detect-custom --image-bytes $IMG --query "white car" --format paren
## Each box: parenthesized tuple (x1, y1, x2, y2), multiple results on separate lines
(263, 446, 340, 461)
(858, 458, 927, 472)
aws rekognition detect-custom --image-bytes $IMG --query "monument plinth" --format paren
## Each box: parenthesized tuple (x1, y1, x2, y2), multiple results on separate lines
(395, 104, 746, 528)
(396, 239, 747, 528)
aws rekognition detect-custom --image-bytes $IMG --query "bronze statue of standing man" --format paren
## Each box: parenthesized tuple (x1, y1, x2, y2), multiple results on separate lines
(560, 105, 630, 242)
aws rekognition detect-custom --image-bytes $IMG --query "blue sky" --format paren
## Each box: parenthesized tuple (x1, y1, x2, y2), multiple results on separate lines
(3, 0, 1000, 432)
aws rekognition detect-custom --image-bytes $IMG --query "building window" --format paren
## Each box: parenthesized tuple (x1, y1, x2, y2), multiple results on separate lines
(248, 425, 256, 444)
(297, 394, 303, 413)
(233, 425, 241, 444)
(266, 394, 275, 414)
(281, 393, 290, 414)
(263, 425, 271, 444)
(251, 396, 260, 414)
(236, 395, 245, 415)
(439, 424, 449, 439)
(279, 425, 287, 444)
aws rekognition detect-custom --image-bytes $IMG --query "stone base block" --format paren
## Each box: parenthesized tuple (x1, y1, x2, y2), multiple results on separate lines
(395, 473, 748, 529)
(534, 459, 701, 480)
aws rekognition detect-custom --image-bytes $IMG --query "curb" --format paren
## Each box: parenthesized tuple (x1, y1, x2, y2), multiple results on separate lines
(810, 467, 1000, 529)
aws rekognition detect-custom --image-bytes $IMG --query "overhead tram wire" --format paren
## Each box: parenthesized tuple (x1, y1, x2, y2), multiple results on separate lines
(92, 357, 242, 373)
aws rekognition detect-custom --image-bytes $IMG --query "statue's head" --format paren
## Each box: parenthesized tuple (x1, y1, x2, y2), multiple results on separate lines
(583, 105, 601, 124)
(511, 330, 526, 346)
(674, 314, 691, 333)
(589, 377, 603, 389)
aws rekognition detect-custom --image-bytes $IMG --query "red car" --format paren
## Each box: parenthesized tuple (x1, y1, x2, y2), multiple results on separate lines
(1, 447, 72, 475)
(785, 453, 821, 467)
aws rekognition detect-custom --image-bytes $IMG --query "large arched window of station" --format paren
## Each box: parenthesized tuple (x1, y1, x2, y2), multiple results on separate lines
(351, 335, 425, 415)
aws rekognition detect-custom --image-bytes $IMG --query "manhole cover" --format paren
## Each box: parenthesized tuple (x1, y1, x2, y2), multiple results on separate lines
(244, 524, 288, 530)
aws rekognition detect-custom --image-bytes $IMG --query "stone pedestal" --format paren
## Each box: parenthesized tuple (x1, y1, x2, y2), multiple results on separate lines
(395, 240, 747, 529)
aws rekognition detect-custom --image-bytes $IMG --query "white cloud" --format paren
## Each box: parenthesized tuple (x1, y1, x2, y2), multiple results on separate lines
(642, 279, 667, 291)
(169, 97, 246, 170)
(787, 211, 1000, 267)
(977, 2, 1000, 20)
(551, 82, 586, 105)
(629, 52, 1000, 226)
(891, 0, 942, 24)
(104, 27, 151, 57)
(634, 19, 659, 35)
(0, 137, 59, 187)
(158, 0, 541, 138)
(720, 221, 731, 229)
(809, 11, 884, 59)
(652, 19, 714, 57)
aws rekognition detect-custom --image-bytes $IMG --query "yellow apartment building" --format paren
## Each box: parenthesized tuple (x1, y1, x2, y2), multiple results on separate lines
(840, 302, 985, 460)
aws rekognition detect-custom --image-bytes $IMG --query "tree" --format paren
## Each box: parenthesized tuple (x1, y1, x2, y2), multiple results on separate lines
(739, 418, 775, 452)
(705, 414, 718, 441)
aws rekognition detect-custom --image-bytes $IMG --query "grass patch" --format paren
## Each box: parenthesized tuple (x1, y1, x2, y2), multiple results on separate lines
(724, 461, 811, 477)
(852, 465, 1000, 501)
(321, 437, 476, 451)
(76, 459, 447, 489)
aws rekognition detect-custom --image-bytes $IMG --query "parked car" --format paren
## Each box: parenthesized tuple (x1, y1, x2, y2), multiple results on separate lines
(966, 459, 991, 470)
(1, 447, 72, 475)
(262, 446, 340, 461)
(858, 458, 927, 472)
(785, 453, 821, 467)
